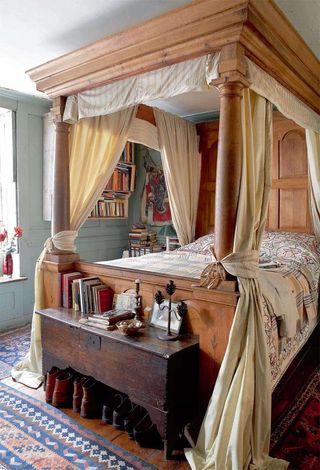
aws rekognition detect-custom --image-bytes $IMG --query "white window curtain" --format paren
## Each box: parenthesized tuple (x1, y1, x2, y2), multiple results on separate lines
(185, 90, 288, 470)
(12, 107, 137, 388)
(154, 108, 201, 245)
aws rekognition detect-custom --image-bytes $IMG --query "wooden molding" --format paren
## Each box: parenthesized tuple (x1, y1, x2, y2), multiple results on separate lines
(27, 0, 319, 114)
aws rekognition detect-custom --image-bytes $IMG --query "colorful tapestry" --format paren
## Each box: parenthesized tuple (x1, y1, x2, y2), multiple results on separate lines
(142, 170, 171, 225)
(271, 367, 320, 469)
(0, 382, 156, 470)
(0, 325, 31, 379)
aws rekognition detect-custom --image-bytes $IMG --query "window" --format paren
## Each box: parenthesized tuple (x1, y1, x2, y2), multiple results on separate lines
(0, 107, 17, 236)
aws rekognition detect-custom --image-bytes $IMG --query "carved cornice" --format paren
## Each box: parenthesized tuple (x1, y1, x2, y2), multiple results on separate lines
(27, 0, 319, 113)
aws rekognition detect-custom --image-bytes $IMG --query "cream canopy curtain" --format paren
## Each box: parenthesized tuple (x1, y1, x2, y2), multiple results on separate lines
(185, 90, 288, 469)
(63, 54, 220, 123)
(154, 108, 201, 245)
(12, 107, 137, 388)
(69, 107, 137, 229)
(306, 130, 320, 240)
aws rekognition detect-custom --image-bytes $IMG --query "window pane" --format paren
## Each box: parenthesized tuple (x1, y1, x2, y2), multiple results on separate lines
(0, 107, 17, 233)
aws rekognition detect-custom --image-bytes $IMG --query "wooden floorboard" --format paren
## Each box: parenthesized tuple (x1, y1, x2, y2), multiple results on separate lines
(2, 376, 190, 469)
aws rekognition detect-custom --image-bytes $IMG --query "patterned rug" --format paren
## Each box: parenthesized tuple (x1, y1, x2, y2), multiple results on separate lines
(0, 381, 156, 469)
(0, 325, 31, 379)
(270, 367, 320, 469)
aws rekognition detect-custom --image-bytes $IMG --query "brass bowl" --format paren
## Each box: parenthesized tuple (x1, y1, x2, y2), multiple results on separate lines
(116, 319, 143, 336)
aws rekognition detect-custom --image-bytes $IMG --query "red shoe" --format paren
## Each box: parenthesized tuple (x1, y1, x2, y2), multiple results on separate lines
(80, 378, 104, 419)
(45, 367, 60, 403)
(73, 376, 87, 412)
(52, 370, 74, 408)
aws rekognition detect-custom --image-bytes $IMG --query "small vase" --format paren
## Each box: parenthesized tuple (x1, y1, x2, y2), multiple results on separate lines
(2, 253, 13, 278)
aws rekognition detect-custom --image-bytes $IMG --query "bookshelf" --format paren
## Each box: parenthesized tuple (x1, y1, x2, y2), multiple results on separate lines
(89, 142, 136, 220)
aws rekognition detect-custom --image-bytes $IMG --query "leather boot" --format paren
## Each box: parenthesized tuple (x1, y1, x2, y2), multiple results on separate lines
(113, 396, 132, 430)
(101, 393, 124, 425)
(133, 413, 163, 448)
(52, 370, 74, 408)
(45, 367, 60, 403)
(73, 376, 87, 413)
(124, 404, 145, 438)
(80, 377, 103, 418)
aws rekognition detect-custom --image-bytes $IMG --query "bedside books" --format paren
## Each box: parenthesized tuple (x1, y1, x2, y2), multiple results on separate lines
(79, 309, 135, 330)
(70, 276, 113, 315)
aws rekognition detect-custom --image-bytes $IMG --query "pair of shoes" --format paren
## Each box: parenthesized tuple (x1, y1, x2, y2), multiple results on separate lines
(133, 413, 163, 449)
(101, 393, 130, 428)
(45, 367, 77, 408)
(124, 404, 145, 439)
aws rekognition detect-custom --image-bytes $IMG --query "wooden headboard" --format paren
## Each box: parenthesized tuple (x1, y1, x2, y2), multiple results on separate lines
(196, 112, 312, 238)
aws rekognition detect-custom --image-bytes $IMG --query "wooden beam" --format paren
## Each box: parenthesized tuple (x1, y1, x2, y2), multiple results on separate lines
(28, 0, 246, 97)
(26, 0, 319, 114)
(136, 104, 156, 126)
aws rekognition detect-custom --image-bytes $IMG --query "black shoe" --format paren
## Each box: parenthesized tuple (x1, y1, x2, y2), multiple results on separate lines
(101, 393, 125, 425)
(124, 404, 145, 439)
(113, 396, 132, 430)
(133, 413, 163, 448)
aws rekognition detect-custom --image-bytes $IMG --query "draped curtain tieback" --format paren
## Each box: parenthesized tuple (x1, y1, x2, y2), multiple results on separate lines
(199, 248, 260, 288)
(37, 230, 78, 269)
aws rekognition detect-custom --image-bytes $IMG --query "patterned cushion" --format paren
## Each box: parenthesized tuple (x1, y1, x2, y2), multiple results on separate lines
(177, 233, 215, 255)
(178, 231, 320, 268)
(260, 231, 320, 268)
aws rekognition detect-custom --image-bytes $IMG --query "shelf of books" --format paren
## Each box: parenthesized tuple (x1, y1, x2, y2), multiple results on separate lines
(128, 224, 162, 257)
(88, 142, 135, 220)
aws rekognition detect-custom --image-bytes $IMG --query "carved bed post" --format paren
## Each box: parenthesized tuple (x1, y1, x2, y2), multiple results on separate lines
(213, 44, 250, 260)
(44, 96, 79, 308)
(51, 97, 70, 237)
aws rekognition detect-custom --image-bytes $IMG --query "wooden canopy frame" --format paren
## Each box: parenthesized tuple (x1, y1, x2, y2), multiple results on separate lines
(28, 0, 319, 262)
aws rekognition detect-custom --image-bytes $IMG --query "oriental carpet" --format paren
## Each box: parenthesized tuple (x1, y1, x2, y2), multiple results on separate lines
(0, 325, 31, 380)
(0, 381, 156, 469)
(270, 367, 320, 469)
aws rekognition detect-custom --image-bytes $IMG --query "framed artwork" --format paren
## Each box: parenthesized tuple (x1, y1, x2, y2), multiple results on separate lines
(113, 292, 136, 310)
(149, 300, 183, 334)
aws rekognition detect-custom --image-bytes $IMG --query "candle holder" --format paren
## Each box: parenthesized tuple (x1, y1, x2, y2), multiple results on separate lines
(154, 280, 188, 341)
(133, 279, 143, 321)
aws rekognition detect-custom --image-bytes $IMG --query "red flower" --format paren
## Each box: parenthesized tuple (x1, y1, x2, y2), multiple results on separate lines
(0, 229, 7, 242)
(14, 226, 23, 238)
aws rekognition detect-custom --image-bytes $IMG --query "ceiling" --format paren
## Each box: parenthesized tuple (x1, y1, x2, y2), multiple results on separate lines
(0, 0, 319, 119)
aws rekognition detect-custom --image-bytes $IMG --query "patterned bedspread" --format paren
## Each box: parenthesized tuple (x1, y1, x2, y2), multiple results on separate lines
(99, 231, 320, 387)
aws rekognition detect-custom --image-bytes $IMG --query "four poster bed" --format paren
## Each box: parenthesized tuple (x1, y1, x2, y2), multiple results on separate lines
(13, 0, 319, 468)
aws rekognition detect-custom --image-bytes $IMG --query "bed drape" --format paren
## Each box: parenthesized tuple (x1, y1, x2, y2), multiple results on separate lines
(185, 90, 288, 470)
(12, 107, 137, 388)
(154, 109, 201, 245)
(63, 55, 220, 123)
(69, 108, 137, 229)
(306, 130, 320, 240)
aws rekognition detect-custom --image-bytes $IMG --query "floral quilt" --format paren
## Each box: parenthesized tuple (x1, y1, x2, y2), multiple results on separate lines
(179, 230, 320, 386)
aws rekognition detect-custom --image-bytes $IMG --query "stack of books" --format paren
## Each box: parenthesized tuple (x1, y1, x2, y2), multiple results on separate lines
(128, 224, 162, 256)
(79, 309, 135, 331)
